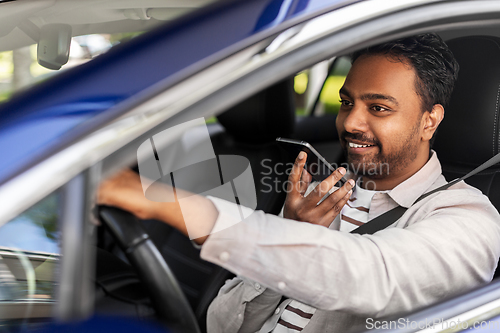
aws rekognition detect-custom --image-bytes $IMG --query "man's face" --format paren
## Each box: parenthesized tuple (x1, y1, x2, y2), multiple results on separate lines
(336, 54, 429, 185)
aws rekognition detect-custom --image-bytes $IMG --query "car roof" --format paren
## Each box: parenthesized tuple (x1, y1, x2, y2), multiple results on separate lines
(0, 0, 356, 186)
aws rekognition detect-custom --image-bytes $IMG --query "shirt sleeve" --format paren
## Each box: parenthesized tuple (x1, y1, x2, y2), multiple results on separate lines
(207, 276, 282, 333)
(201, 192, 500, 318)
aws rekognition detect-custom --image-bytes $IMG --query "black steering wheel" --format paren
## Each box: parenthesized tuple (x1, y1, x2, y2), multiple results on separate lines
(99, 206, 201, 333)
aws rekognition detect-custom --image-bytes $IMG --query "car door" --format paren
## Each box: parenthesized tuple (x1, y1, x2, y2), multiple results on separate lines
(4, 0, 500, 331)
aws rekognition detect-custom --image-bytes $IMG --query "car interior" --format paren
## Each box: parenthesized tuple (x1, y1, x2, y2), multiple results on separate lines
(91, 30, 500, 332)
(4, 2, 500, 329)
(0, 1, 497, 332)
(94, 68, 345, 332)
(433, 35, 500, 227)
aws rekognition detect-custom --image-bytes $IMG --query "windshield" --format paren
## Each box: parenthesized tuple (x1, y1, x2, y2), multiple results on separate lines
(0, 0, 216, 104)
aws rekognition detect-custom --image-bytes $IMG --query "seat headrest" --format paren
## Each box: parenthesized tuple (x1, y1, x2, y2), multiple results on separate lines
(434, 36, 500, 167)
(217, 78, 295, 144)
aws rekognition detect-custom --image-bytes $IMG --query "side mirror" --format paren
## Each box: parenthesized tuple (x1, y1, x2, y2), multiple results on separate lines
(37, 24, 72, 70)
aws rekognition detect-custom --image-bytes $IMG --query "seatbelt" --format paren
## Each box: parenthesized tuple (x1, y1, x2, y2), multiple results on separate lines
(350, 152, 500, 235)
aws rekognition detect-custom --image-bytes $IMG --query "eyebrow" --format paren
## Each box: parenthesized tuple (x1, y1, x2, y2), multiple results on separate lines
(339, 87, 399, 106)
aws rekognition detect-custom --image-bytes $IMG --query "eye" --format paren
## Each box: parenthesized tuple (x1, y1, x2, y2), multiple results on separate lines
(339, 99, 353, 107)
(371, 105, 390, 112)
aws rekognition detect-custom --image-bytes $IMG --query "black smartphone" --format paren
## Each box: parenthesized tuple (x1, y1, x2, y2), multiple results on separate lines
(276, 137, 346, 186)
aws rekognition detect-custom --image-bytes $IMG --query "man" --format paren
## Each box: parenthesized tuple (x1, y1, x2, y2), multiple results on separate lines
(98, 34, 500, 332)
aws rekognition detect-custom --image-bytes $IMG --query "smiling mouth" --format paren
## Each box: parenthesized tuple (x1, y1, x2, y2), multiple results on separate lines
(348, 142, 375, 148)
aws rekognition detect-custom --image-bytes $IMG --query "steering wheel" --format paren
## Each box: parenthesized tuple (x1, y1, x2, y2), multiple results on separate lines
(99, 206, 201, 333)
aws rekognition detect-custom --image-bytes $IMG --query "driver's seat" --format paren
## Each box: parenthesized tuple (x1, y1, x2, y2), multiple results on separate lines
(433, 35, 500, 278)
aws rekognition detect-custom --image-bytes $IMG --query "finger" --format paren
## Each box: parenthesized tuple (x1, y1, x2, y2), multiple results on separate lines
(287, 151, 307, 196)
(312, 166, 347, 198)
(299, 169, 312, 195)
(317, 178, 355, 208)
(318, 189, 353, 227)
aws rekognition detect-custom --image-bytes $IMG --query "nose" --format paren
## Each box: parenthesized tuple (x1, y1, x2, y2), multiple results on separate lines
(341, 103, 369, 134)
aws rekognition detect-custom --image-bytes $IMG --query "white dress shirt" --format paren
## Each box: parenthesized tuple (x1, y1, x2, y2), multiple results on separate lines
(202, 152, 500, 333)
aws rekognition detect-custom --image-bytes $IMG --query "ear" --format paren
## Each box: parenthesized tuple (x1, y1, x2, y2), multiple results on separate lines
(422, 104, 444, 142)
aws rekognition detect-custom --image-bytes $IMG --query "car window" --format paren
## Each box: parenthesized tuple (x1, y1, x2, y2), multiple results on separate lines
(313, 56, 351, 116)
(0, 33, 143, 105)
(293, 56, 351, 117)
(0, 190, 61, 328)
(0, 0, 217, 105)
(294, 70, 309, 115)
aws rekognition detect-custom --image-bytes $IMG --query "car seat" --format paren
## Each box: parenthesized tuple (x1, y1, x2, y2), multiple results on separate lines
(211, 77, 296, 214)
(433, 35, 500, 278)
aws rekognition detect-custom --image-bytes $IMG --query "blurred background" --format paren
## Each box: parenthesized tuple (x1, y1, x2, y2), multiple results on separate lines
(0, 33, 351, 116)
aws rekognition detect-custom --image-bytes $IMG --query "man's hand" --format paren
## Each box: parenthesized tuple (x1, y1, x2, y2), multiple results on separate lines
(97, 169, 161, 220)
(97, 169, 218, 244)
(283, 152, 355, 227)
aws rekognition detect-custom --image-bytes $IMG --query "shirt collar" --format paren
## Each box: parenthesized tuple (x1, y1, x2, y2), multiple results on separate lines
(345, 150, 443, 208)
(386, 150, 442, 208)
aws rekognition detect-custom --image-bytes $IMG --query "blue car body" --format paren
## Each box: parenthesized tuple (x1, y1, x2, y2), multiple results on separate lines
(0, 0, 352, 186)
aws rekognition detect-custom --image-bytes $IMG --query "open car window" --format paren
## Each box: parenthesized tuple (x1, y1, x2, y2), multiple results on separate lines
(4, 0, 500, 331)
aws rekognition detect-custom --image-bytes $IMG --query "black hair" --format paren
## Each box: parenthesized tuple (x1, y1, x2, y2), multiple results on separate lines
(351, 33, 459, 111)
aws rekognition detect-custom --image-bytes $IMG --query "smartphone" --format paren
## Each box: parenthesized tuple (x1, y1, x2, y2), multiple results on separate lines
(276, 137, 346, 186)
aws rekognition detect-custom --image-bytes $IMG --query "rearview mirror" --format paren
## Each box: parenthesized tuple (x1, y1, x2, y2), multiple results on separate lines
(37, 24, 72, 70)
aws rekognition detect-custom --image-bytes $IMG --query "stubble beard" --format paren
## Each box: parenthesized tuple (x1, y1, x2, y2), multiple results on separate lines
(344, 124, 420, 179)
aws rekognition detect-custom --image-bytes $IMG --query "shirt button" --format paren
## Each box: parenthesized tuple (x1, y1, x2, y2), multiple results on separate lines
(275, 308, 280, 315)
(278, 281, 286, 290)
(237, 313, 243, 319)
(255, 283, 261, 290)
(219, 252, 230, 262)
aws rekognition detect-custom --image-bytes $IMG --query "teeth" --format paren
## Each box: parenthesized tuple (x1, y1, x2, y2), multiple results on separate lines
(349, 142, 373, 148)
